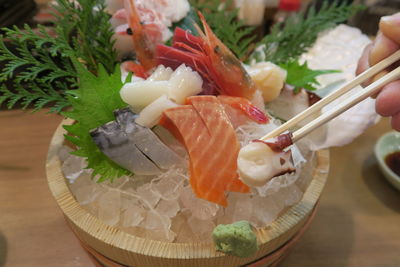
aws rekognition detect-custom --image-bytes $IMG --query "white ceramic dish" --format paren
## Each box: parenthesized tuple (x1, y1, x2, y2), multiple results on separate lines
(374, 131, 400, 191)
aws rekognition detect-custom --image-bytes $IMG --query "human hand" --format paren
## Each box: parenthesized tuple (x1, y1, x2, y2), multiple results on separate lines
(356, 13, 400, 131)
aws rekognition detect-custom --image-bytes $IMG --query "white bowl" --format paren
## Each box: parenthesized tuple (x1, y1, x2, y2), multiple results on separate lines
(374, 131, 400, 191)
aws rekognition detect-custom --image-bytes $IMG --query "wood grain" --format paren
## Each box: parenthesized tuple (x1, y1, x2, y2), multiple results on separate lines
(1, 109, 400, 266)
(0, 110, 93, 267)
(45, 119, 328, 267)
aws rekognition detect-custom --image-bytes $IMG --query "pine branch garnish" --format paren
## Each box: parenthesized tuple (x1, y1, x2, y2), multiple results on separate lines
(53, 0, 117, 74)
(250, 1, 363, 64)
(0, 82, 71, 113)
(190, 0, 256, 60)
(0, 0, 117, 113)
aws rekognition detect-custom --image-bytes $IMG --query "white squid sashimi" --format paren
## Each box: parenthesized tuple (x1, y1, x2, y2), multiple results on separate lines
(120, 81, 170, 112)
(168, 64, 203, 104)
(147, 65, 174, 81)
(136, 95, 179, 128)
(120, 64, 203, 112)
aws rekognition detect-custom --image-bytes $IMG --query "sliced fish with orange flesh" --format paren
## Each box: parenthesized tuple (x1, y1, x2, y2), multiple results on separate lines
(160, 105, 213, 199)
(160, 105, 228, 206)
(186, 96, 250, 195)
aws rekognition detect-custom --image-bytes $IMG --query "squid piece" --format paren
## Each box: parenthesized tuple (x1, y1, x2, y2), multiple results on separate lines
(237, 133, 295, 187)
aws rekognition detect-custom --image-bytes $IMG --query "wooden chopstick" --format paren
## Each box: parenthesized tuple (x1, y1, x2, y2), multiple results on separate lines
(291, 65, 400, 142)
(260, 50, 400, 142)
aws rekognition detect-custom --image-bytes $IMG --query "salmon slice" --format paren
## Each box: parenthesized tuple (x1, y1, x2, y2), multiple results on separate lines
(186, 96, 250, 196)
(160, 105, 228, 205)
(160, 105, 209, 198)
(160, 96, 251, 206)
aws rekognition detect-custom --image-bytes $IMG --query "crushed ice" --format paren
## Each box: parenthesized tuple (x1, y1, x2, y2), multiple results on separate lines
(60, 120, 315, 242)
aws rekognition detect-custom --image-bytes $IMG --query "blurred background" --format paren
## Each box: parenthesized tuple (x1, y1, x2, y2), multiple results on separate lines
(1, 0, 399, 34)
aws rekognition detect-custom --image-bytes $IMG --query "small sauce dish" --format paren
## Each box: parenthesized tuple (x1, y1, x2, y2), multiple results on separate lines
(374, 131, 400, 191)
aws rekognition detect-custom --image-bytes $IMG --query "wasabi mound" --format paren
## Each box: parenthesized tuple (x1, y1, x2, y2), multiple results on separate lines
(212, 220, 258, 258)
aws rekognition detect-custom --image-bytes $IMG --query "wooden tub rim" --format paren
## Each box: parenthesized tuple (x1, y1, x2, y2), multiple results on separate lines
(46, 119, 329, 260)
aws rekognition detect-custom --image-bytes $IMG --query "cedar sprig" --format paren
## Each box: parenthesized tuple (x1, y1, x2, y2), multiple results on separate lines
(0, 82, 71, 113)
(0, 25, 76, 85)
(190, 0, 256, 60)
(52, 0, 117, 74)
(0, 0, 117, 113)
(250, 1, 363, 64)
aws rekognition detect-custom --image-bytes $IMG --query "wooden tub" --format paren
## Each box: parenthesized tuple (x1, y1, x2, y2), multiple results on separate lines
(46, 120, 329, 267)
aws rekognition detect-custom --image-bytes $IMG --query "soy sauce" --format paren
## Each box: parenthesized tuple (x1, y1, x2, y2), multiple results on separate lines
(385, 151, 400, 176)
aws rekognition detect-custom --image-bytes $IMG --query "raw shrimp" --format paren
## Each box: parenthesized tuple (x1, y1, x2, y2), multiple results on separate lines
(156, 12, 257, 99)
(123, 0, 161, 74)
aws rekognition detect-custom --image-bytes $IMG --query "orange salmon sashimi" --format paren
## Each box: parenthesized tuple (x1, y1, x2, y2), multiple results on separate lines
(160, 105, 211, 198)
(160, 96, 250, 206)
(186, 96, 250, 195)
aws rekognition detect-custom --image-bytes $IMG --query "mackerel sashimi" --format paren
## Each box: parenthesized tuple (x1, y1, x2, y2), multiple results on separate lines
(160, 96, 250, 206)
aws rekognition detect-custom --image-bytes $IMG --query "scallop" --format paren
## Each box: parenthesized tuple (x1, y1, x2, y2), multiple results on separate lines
(247, 62, 287, 102)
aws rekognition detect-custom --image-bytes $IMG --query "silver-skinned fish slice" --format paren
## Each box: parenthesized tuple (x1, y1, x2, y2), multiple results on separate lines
(90, 120, 161, 175)
(114, 108, 184, 169)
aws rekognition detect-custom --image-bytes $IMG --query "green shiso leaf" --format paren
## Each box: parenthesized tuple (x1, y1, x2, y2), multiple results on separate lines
(280, 60, 340, 93)
(62, 61, 131, 182)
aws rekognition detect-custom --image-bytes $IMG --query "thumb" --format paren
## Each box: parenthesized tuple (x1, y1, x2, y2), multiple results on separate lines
(380, 13, 400, 44)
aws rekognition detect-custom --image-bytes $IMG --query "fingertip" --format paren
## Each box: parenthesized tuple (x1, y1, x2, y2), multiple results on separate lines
(369, 31, 400, 66)
(380, 13, 400, 44)
(375, 81, 400, 116)
(356, 44, 372, 76)
(391, 113, 400, 131)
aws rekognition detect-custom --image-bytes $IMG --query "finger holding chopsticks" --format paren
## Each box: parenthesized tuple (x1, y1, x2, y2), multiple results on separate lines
(237, 51, 400, 187)
(357, 12, 400, 130)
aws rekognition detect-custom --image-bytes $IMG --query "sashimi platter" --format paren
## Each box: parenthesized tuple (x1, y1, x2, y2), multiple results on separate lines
(0, 0, 378, 263)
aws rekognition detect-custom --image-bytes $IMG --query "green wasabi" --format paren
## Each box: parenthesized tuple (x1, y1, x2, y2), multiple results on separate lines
(212, 220, 258, 258)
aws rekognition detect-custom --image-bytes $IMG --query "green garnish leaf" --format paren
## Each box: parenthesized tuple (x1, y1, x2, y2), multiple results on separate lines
(0, 82, 71, 113)
(190, 0, 256, 60)
(250, 1, 364, 64)
(0, 0, 117, 113)
(63, 61, 131, 182)
(280, 60, 340, 93)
